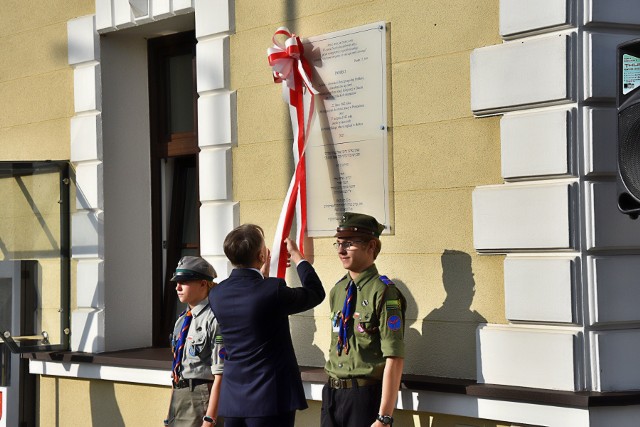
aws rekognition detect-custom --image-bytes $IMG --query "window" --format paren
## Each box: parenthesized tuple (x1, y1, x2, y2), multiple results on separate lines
(0, 161, 70, 353)
(148, 31, 199, 346)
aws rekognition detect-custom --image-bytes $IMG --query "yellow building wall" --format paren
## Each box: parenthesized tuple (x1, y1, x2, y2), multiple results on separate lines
(232, 0, 505, 381)
(2, 0, 511, 426)
(39, 376, 168, 426)
(0, 0, 93, 160)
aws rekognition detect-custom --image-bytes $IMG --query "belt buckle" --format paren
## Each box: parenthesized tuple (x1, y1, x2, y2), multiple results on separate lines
(330, 378, 343, 389)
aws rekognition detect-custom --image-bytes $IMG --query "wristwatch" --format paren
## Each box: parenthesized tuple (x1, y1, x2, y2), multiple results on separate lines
(202, 415, 216, 425)
(377, 414, 393, 425)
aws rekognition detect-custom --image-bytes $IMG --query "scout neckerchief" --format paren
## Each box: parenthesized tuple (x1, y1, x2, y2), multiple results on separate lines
(336, 280, 356, 355)
(171, 309, 192, 383)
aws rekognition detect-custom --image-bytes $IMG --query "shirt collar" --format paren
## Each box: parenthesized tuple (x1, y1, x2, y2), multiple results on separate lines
(189, 298, 210, 317)
(350, 264, 378, 290)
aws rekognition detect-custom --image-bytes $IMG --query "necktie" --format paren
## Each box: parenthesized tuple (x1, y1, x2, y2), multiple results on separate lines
(171, 310, 192, 383)
(336, 280, 356, 356)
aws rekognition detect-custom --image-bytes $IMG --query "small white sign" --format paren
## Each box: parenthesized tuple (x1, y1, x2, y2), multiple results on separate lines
(622, 53, 640, 95)
(303, 22, 390, 236)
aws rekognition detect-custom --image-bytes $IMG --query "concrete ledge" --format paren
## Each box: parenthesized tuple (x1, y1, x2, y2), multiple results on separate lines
(26, 350, 640, 408)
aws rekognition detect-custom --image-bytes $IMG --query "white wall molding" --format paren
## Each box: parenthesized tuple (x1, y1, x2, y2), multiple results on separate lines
(592, 329, 640, 391)
(472, 182, 575, 251)
(68, 14, 105, 352)
(67, 0, 235, 352)
(32, 358, 621, 427)
(499, 0, 575, 39)
(472, 0, 640, 400)
(471, 33, 575, 115)
(477, 324, 583, 391)
(584, 0, 640, 27)
(194, 0, 237, 280)
(500, 107, 575, 179)
(504, 256, 577, 323)
(583, 107, 617, 175)
(198, 91, 237, 147)
(584, 181, 640, 250)
(588, 256, 640, 325)
(584, 32, 640, 101)
(96, 0, 196, 33)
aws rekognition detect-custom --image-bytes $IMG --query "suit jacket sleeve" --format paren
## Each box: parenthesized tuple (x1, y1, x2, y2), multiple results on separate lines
(277, 261, 325, 316)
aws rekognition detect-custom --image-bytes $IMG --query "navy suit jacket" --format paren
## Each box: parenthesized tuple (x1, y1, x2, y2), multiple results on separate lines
(209, 261, 325, 417)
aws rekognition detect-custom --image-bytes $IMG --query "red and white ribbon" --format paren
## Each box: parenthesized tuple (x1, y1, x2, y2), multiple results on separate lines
(267, 27, 318, 278)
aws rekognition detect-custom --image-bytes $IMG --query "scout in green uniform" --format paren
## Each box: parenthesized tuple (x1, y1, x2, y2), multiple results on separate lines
(321, 213, 406, 427)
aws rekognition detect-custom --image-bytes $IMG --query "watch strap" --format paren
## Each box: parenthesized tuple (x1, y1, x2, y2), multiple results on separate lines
(377, 413, 393, 425)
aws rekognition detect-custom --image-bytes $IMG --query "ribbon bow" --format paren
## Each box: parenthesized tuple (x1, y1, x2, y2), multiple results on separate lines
(267, 27, 316, 92)
(267, 28, 318, 278)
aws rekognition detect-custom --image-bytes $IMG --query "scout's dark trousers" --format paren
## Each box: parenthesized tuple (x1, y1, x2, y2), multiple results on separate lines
(223, 412, 295, 427)
(321, 383, 383, 427)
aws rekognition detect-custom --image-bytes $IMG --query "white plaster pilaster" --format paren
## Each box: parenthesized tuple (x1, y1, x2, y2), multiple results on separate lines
(96, 0, 195, 33)
(195, 0, 233, 37)
(477, 324, 582, 391)
(499, 0, 574, 39)
(68, 14, 105, 352)
(198, 91, 237, 147)
(194, 0, 236, 279)
(472, 0, 640, 395)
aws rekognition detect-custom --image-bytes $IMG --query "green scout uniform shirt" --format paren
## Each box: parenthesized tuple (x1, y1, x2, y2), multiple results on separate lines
(171, 298, 224, 379)
(324, 264, 405, 380)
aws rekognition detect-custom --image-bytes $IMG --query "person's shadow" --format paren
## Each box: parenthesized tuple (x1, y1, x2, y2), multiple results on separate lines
(290, 311, 326, 367)
(420, 250, 487, 379)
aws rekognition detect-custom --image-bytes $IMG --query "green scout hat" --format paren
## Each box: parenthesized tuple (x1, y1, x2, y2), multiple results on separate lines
(335, 212, 385, 238)
(170, 256, 217, 282)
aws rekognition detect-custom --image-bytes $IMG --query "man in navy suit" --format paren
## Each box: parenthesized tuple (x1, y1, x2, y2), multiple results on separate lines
(209, 224, 325, 427)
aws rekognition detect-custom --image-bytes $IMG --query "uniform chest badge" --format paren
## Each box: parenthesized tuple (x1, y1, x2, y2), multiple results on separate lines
(361, 300, 369, 307)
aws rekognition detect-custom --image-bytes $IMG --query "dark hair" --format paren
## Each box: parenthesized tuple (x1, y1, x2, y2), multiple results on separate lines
(223, 224, 265, 267)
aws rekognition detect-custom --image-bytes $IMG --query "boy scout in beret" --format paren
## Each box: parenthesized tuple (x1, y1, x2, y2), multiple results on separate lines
(165, 256, 224, 427)
(321, 213, 406, 427)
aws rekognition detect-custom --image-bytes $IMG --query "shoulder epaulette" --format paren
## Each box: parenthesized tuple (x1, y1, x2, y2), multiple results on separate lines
(379, 275, 395, 286)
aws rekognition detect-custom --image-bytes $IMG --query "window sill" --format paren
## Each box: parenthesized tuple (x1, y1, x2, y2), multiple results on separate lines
(27, 349, 640, 409)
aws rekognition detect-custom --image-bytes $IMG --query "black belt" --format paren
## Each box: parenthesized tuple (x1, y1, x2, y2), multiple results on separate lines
(173, 378, 213, 389)
(327, 377, 381, 389)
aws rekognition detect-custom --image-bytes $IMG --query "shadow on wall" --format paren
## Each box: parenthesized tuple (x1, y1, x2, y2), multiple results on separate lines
(416, 249, 487, 379)
(290, 309, 325, 367)
(290, 249, 486, 381)
(90, 380, 125, 427)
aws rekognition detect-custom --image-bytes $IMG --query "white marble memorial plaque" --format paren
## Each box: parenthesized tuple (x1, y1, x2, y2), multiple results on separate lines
(303, 22, 390, 236)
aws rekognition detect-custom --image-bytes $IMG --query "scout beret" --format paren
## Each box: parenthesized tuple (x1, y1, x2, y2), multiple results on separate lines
(170, 256, 217, 282)
(335, 212, 385, 238)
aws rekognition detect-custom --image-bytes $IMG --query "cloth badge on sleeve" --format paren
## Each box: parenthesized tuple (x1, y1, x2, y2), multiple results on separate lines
(386, 299, 401, 311)
(387, 315, 402, 331)
(214, 335, 224, 344)
(219, 348, 227, 360)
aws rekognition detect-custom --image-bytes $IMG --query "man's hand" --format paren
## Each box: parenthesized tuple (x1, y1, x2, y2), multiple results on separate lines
(284, 238, 304, 265)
